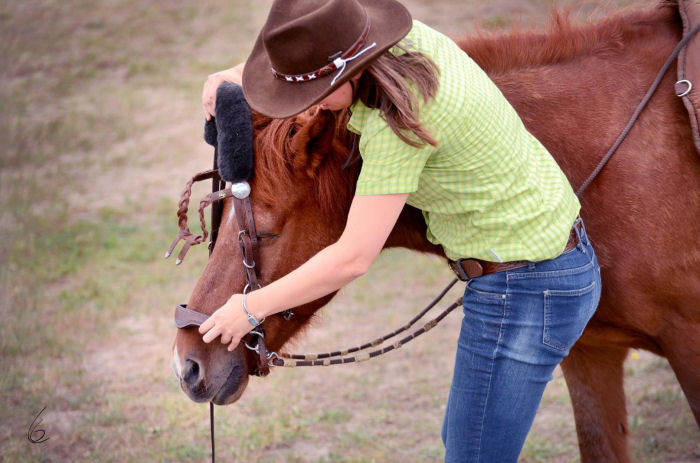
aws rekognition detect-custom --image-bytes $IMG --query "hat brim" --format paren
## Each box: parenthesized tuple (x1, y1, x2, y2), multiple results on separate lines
(242, 0, 412, 119)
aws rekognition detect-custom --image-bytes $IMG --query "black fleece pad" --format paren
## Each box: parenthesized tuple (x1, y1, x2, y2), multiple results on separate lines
(203, 82, 253, 183)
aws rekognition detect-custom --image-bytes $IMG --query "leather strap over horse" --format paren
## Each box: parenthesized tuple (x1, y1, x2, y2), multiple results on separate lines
(169, 163, 459, 370)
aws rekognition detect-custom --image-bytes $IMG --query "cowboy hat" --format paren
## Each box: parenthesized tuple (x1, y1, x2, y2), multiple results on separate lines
(242, 0, 412, 119)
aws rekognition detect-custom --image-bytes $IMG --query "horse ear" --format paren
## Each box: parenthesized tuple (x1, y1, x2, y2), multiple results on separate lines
(291, 109, 337, 176)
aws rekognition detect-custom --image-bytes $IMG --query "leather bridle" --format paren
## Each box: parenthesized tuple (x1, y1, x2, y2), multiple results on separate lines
(168, 149, 291, 378)
(167, 159, 460, 463)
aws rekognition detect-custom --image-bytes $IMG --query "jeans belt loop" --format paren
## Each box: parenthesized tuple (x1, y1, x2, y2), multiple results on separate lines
(450, 259, 484, 281)
(449, 260, 468, 281)
(572, 217, 587, 250)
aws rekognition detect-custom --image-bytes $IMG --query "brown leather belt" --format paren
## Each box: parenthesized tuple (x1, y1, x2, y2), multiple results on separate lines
(448, 223, 581, 281)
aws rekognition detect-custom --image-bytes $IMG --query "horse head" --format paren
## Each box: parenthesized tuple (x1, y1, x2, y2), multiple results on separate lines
(172, 108, 365, 404)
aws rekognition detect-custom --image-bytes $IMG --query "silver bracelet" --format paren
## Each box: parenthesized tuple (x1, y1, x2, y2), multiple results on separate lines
(241, 292, 265, 327)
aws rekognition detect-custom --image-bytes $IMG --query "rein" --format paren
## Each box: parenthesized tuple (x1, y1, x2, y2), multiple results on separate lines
(576, 22, 700, 195)
(271, 278, 460, 366)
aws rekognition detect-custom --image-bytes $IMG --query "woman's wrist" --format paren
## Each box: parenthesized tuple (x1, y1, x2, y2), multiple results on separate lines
(244, 289, 272, 320)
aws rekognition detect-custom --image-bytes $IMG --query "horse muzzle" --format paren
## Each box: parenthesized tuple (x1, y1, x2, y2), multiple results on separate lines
(173, 336, 251, 405)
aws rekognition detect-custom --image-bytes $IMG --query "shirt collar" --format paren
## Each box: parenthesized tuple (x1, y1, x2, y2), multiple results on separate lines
(347, 100, 371, 135)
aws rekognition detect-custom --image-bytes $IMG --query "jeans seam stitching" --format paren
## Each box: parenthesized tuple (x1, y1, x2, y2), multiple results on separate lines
(508, 260, 593, 279)
(547, 280, 596, 297)
(476, 281, 508, 461)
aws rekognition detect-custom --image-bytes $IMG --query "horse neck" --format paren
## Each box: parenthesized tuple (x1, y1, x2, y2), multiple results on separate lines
(458, 5, 681, 188)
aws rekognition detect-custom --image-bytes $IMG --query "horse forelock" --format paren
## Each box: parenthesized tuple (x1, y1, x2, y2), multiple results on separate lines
(459, 3, 678, 74)
(251, 109, 357, 217)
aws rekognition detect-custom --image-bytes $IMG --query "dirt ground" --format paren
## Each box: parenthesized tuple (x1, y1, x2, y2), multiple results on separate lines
(1, 0, 698, 462)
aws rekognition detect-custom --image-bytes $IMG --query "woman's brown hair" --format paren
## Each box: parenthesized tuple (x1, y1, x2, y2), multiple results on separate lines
(355, 44, 440, 148)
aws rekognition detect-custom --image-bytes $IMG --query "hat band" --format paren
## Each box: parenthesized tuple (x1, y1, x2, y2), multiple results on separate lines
(271, 12, 374, 85)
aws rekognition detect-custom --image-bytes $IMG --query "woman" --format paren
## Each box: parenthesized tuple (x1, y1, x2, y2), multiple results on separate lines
(198, 0, 601, 461)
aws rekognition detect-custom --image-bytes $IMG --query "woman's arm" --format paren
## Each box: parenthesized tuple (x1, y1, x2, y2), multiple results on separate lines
(202, 61, 246, 120)
(199, 193, 409, 348)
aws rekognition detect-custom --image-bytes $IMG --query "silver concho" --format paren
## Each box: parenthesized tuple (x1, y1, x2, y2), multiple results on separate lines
(231, 181, 251, 199)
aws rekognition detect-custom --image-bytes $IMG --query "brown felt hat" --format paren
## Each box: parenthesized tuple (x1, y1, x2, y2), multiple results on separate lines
(242, 0, 412, 119)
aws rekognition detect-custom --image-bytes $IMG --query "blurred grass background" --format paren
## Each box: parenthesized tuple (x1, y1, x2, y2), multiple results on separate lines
(1, 0, 697, 462)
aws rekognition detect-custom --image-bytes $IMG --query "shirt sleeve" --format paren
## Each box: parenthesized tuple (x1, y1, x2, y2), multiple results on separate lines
(355, 121, 436, 196)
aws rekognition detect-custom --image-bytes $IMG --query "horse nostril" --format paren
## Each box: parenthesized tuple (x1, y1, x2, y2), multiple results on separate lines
(182, 358, 203, 388)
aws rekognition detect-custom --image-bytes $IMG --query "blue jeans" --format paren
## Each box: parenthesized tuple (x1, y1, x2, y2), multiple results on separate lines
(441, 218, 601, 462)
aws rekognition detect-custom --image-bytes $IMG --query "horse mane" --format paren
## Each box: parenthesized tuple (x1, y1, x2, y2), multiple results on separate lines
(251, 109, 357, 217)
(458, 2, 678, 74)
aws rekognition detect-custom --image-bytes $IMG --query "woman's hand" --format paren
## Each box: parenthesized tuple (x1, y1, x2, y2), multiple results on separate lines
(202, 62, 246, 120)
(199, 293, 256, 351)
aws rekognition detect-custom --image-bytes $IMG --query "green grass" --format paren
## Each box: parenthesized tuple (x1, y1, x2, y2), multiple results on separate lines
(481, 15, 514, 30)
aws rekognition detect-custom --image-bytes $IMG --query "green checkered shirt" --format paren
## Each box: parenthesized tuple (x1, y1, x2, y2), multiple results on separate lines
(347, 20, 580, 262)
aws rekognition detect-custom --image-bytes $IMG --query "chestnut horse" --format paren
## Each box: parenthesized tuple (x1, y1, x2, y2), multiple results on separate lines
(172, 3, 699, 461)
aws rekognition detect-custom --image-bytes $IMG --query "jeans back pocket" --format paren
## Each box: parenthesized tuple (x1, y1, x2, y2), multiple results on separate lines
(543, 280, 597, 351)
